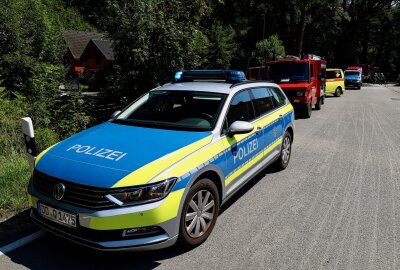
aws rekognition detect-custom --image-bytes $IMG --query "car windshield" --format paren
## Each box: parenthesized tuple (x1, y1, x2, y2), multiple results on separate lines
(345, 71, 361, 76)
(268, 62, 309, 83)
(114, 90, 227, 131)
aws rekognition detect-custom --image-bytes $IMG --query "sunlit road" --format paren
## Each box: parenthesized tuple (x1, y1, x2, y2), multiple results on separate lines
(2, 84, 400, 270)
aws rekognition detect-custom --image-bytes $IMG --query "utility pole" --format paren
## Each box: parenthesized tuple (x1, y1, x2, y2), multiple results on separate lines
(262, 14, 265, 40)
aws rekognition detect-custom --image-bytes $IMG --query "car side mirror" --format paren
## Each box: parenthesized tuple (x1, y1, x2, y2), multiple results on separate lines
(228, 121, 254, 137)
(111, 110, 121, 119)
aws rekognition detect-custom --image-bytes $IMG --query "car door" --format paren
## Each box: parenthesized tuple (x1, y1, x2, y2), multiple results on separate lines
(250, 87, 283, 159)
(221, 89, 265, 188)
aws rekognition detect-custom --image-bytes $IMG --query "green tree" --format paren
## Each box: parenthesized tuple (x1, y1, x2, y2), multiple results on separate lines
(253, 35, 285, 65)
(99, 0, 212, 99)
(207, 23, 237, 68)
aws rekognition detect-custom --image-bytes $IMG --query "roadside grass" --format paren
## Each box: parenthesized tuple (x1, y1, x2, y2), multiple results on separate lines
(0, 97, 59, 220)
(0, 154, 31, 219)
(0, 98, 32, 219)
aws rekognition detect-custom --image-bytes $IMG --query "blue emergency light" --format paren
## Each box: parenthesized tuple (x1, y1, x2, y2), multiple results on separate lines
(173, 70, 246, 83)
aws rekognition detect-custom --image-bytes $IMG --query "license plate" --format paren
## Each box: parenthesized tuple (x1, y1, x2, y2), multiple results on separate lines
(38, 203, 77, 228)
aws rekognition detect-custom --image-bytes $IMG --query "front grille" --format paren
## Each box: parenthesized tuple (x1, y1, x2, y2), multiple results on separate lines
(283, 91, 299, 97)
(33, 170, 116, 209)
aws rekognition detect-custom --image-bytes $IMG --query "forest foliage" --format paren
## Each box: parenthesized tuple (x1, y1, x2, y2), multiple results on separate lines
(0, 0, 94, 215)
(0, 0, 399, 214)
(68, 0, 400, 100)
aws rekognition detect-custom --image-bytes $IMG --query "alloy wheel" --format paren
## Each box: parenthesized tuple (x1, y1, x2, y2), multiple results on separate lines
(282, 136, 291, 164)
(185, 190, 215, 238)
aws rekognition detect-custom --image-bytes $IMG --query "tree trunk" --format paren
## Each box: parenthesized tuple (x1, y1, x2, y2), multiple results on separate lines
(296, 3, 307, 55)
(279, 0, 288, 52)
(289, 3, 297, 54)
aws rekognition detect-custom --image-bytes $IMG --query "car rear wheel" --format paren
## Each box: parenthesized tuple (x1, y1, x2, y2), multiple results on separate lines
(334, 87, 341, 97)
(273, 131, 292, 170)
(178, 178, 220, 249)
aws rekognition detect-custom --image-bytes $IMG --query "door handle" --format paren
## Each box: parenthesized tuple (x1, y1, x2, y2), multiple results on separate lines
(256, 126, 262, 134)
(279, 114, 283, 120)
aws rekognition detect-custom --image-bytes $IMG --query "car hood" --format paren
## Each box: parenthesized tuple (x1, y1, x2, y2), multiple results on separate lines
(35, 122, 212, 188)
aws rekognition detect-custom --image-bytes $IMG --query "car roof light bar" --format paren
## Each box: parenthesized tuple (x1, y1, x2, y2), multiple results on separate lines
(173, 70, 246, 83)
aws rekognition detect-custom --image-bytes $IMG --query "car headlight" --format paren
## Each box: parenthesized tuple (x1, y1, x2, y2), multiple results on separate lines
(106, 178, 177, 206)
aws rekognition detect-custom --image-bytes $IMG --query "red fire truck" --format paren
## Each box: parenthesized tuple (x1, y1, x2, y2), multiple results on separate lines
(247, 54, 327, 118)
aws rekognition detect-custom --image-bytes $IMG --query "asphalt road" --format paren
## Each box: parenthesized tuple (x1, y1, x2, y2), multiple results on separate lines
(2, 84, 400, 270)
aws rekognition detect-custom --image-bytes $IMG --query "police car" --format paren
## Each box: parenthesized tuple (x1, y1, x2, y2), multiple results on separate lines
(27, 70, 295, 250)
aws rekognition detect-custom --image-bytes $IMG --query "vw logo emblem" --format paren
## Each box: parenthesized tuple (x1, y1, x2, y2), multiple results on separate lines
(53, 183, 66, 201)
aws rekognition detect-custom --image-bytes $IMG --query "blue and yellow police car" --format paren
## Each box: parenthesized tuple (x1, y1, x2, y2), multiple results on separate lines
(27, 70, 295, 250)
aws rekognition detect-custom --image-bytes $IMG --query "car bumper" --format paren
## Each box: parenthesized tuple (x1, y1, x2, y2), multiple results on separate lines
(289, 101, 309, 110)
(345, 81, 361, 87)
(28, 180, 182, 251)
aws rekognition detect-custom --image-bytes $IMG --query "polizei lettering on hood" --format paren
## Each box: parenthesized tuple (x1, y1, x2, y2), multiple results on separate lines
(233, 138, 258, 164)
(67, 144, 127, 161)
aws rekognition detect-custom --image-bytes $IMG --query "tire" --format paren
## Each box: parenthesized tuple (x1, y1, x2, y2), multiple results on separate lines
(273, 131, 292, 170)
(178, 178, 220, 249)
(303, 101, 312, 118)
(334, 87, 341, 97)
(357, 85, 361, 90)
(315, 97, 322, 110)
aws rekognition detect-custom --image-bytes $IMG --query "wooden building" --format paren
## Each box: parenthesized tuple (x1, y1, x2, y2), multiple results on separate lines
(64, 31, 115, 76)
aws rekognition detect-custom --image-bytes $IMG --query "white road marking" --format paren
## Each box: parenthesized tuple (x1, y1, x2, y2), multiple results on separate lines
(0, 230, 46, 256)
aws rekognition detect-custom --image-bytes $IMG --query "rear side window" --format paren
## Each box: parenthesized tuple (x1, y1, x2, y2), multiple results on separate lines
(270, 87, 286, 107)
(226, 90, 255, 126)
(326, 70, 342, 79)
(250, 88, 275, 117)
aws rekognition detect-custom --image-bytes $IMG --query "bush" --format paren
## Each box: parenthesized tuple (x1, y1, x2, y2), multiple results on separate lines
(35, 128, 59, 153)
(0, 97, 29, 156)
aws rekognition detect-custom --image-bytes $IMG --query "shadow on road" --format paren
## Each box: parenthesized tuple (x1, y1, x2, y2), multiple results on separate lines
(7, 233, 187, 269)
(0, 210, 38, 247)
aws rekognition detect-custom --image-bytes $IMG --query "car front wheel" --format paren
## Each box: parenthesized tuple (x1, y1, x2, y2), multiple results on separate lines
(315, 97, 322, 110)
(178, 178, 220, 248)
(304, 101, 312, 118)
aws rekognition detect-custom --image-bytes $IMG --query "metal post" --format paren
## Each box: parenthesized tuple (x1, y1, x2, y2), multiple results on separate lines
(21, 117, 37, 171)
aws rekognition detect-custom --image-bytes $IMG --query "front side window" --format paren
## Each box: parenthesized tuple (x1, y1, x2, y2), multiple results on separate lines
(270, 87, 286, 107)
(310, 63, 315, 78)
(115, 91, 227, 131)
(226, 90, 255, 126)
(251, 88, 275, 117)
